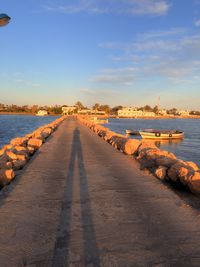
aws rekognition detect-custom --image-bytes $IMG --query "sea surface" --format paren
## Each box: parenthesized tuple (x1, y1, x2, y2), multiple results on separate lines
(105, 118, 200, 166)
(0, 115, 59, 148)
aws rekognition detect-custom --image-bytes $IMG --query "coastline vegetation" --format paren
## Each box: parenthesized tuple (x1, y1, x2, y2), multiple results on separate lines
(0, 102, 200, 116)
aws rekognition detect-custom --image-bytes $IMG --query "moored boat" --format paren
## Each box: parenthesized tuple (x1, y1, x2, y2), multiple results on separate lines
(125, 129, 140, 135)
(139, 129, 184, 139)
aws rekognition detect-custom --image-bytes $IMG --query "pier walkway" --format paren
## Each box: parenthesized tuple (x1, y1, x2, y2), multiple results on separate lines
(1, 117, 200, 266)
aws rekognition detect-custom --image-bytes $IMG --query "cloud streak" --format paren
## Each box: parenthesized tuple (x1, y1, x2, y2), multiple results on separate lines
(43, 0, 171, 16)
(97, 29, 200, 84)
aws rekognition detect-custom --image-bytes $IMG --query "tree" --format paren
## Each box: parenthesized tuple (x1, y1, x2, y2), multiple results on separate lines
(75, 101, 84, 110)
(143, 105, 152, 111)
(92, 103, 100, 110)
(153, 105, 159, 114)
(167, 108, 178, 115)
(111, 105, 123, 115)
(99, 104, 111, 114)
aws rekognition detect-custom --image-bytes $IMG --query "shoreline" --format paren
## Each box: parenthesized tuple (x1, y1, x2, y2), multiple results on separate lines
(110, 115, 200, 119)
(0, 112, 60, 116)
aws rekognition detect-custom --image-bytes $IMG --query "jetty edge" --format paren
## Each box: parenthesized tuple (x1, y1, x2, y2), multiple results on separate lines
(78, 115, 200, 195)
(0, 116, 66, 189)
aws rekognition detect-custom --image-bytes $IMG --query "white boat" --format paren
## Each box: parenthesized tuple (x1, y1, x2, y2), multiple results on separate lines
(139, 129, 184, 140)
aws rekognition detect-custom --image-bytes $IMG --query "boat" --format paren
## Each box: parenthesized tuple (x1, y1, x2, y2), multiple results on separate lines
(125, 129, 140, 135)
(139, 129, 184, 140)
(90, 117, 108, 124)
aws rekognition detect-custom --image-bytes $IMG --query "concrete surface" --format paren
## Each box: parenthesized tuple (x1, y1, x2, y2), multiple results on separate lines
(0, 117, 200, 266)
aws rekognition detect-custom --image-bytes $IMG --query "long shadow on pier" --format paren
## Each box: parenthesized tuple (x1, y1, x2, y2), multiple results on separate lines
(52, 128, 100, 267)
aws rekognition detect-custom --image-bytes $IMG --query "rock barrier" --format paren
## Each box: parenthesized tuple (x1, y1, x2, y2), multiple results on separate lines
(0, 116, 66, 189)
(78, 116, 200, 195)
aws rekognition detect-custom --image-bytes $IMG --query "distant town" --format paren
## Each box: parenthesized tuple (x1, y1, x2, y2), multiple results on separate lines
(0, 102, 199, 118)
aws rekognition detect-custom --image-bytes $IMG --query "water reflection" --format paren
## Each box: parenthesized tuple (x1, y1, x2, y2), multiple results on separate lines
(154, 139, 183, 148)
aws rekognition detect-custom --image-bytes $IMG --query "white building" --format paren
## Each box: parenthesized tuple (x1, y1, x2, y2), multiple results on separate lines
(36, 110, 48, 116)
(62, 106, 77, 115)
(78, 109, 106, 115)
(159, 109, 167, 116)
(177, 110, 190, 116)
(118, 107, 155, 118)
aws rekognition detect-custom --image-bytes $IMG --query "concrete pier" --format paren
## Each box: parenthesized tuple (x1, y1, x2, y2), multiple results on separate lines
(1, 117, 200, 266)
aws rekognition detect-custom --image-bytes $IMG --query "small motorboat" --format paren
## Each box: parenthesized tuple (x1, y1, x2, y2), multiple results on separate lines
(139, 129, 184, 140)
(125, 129, 140, 135)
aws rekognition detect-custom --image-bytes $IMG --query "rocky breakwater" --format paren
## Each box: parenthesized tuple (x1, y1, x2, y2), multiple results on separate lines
(78, 116, 200, 196)
(0, 116, 66, 189)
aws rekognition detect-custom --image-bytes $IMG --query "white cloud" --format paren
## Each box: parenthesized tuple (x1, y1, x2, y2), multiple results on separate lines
(127, 0, 170, 16)
(91, 67, 137, 85)
(98, 29, 200, 83)
(195, 19, 200, 27)
(43, 0, 170, 16)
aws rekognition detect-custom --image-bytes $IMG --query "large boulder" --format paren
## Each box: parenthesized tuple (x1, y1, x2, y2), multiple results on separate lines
(186, 161, 199, 172)
(0, 154, 12, 169)
(6, 151, 27, 161)
(154, 166, 168, 180)
(12, 159, 27, 170)
(187, 172, 200, 195)
(10, 137, 28, 146)
(122, 139, 141, 155)
(168, 160, 194, 184)
(0, 169, 15, 187)
(27, 138, 43, 149)
(137, 141, 158, 158)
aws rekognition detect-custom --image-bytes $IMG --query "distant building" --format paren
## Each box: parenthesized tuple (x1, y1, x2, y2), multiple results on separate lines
(36, 110, 48, 116)
(77, 109, 106, 115)
(78, 109, 92, 115)
(62, 106, 77, 115)
(159, 109, 167, 116)
(118, 107, 155, 117)
(177, 110, 190, 116)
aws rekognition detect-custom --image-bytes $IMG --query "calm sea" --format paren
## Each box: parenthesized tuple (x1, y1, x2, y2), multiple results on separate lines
(0, 115, 59, 148)
(105, 118, 200, 166)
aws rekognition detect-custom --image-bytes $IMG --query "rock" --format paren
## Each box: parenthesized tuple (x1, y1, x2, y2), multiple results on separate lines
(154, 166, 168, 180)
(0, 169, 15, 187)
(12, 159, 27, 170)
(41, 127, 53, 138)
(104, 131, 116, 141)
(6, 151, 18, 160)
(186, 161, 199, 172)
(11, 146, 29, 158)
(155, 157, 177, 168)
(10, 137, 28, 146)
(0, 154, 12, 169)
(28, 138, 43, 149)
(0, 148, 5, 157)
(27, 146, 36, 155)
(138, 141, 158, 155)
(188, 172, 200, 195)
(6, 151, 27, 161)
(32, 131, 46, 141)
(139, 158, 155, 170)
(122, 139, 141, 155)
(109, 136, 127, 150)
(168, 160, 194, 184)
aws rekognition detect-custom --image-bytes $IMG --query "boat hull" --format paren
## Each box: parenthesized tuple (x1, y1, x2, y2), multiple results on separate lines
(139, 131, 184, 140)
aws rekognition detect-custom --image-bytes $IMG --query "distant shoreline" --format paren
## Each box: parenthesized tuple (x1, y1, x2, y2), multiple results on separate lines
(110, 116, 200, 119)
(0, 112, 60, 116)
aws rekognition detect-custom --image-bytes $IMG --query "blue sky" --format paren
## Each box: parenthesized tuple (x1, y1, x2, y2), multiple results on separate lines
(1, 0, 200, 109)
